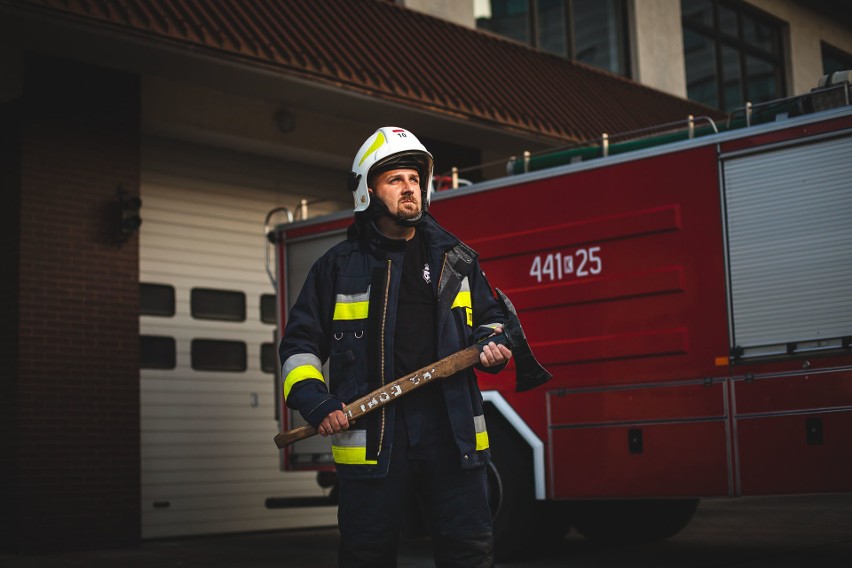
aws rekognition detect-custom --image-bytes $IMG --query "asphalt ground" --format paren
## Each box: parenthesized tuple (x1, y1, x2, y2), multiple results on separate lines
(2, 493, 851, 567)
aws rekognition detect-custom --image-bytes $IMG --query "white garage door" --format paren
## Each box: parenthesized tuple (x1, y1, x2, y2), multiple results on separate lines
(139, 141, 344, 538)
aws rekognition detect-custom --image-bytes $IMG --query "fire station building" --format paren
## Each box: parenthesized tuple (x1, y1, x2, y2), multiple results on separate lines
(1, 0, 849, 554)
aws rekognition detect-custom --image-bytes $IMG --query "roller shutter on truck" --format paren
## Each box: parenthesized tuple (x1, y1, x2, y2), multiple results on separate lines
(722, 133, 852, 359)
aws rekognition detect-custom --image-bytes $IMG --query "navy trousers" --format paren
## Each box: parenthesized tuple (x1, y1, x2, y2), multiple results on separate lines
(336, 421, 494, 568)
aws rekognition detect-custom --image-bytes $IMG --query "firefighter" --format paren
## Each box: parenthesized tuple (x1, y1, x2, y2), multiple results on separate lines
(279, 126, 512, 567)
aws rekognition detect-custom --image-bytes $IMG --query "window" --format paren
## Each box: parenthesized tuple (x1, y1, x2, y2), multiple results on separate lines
(822, 42, 852, 76)
(140, 283, 175, 317)
(682, 0, 786, 111)
(475, 0, 630, 76)
(477, 0, 531, 44)
(260, 294, 277, 324)
(191, 288, 246, 322)
(191, 339, 247, 372)
(141, 335, 176, 369)
(261, 342, 278, 374)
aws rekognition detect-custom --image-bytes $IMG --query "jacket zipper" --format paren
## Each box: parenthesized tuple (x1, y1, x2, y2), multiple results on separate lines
(376, 258, 392, 457)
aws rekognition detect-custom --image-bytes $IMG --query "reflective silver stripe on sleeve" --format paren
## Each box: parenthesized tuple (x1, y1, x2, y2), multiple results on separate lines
(281, 353, 323, 378)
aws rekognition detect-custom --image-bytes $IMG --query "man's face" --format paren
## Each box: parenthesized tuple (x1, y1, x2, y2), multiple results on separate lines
(369, 168, 422, 221)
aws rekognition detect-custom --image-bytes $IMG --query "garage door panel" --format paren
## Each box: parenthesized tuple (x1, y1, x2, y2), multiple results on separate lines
(140, 154, 337, 538)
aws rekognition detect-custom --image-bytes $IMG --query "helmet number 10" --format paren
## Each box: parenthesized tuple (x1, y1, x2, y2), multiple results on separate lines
(529, 247, 602, 283)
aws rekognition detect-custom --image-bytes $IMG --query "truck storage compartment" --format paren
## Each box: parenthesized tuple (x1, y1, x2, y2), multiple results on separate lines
(548, 382, 729, 498)
(550, 421, 729, 498)
(734, 368, 852, 494)
(736, 410, 852, 494)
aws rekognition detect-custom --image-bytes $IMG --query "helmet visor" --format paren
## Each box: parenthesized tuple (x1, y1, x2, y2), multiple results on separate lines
(369, 153, 430, 182)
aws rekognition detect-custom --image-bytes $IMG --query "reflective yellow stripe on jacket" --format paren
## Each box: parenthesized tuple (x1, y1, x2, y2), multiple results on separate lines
(333, 288, 370, 320)
(474, 414, 489, 451)
(450, 277, 472, 326)
(281, 353, 324, 400)
(331, 430, 377, 465)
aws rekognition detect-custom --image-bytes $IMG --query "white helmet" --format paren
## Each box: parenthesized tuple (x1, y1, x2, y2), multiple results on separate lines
(349, 126, 434, 214)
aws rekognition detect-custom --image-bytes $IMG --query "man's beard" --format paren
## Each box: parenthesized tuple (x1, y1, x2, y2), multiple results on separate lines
(367, 194, 425, 227)
(395, 199, 421, 221)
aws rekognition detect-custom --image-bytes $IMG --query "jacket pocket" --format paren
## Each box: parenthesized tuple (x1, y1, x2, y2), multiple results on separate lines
(330, 324, 367, 398)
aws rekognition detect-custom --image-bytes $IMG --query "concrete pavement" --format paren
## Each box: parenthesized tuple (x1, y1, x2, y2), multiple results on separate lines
(2, 493, 851, 567)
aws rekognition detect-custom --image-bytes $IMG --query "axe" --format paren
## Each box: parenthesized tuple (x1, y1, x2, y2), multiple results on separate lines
(274, 289, 550, 449)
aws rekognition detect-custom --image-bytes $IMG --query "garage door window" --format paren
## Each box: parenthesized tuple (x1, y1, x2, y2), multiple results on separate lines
(261, 342, 278, 373)
(141, 335, 176, 369)
(141, 283, 175, 317)
(260, 294, 277, 324)
(191, 288, 246, 321)
(191, 339, 247, 372)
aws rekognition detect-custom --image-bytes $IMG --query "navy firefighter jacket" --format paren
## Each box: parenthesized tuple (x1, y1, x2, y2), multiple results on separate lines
(278, 213, 507, 479)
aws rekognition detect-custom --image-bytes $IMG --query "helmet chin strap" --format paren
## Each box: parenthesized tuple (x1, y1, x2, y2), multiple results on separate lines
(368, 191, 427, 228)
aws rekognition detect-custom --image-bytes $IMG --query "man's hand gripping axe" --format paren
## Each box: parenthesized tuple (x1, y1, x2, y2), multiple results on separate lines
(273, 289, 551, 449)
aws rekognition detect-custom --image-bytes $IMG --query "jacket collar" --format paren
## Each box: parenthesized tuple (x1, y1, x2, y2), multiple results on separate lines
(418, 213, 465, 253)
(354, 213, 466, 257)
(365, 220, 407, 253)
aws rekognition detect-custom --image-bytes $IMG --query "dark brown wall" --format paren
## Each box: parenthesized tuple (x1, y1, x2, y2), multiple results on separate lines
(1, 53, 142, 553)
(0, 99, 23, 553)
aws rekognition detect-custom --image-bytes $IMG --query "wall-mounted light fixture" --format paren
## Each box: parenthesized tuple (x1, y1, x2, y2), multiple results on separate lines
(117, 185, 142, 246)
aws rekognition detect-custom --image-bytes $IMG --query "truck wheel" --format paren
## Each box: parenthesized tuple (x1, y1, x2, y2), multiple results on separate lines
(572, 499, 699, 544)
(486, 410, 570, 559)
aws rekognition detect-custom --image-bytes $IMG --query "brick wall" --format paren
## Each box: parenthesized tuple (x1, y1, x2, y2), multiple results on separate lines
(2, 53, 142, 553)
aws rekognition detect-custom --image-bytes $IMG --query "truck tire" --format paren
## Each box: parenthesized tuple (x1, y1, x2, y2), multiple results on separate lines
(486, 410, 570, 559)
(572, 499, 699, 544)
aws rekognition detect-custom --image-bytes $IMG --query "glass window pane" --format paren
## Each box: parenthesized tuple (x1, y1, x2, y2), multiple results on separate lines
(718, 4, 738, 39)
(261, 343, 277, 374)
(475, 0, 531, 45)
(742, 14, 778, 53)
(821, 42, 852, 76)
(140, 283, 175, 317)
(721, 45, 743, 110)
(681, 0, 784, 109)
(684, 28, 719, 108)
(260, 294, 277, 324)
(191, 339, 247, 372)
(681, 0, 713, 27)
(572, 0, 627, 75)
(537, 0, 567, 56)
(191, 288, 246, 322)
(141, 335, 176, 369)
(745, 55, 778, 103)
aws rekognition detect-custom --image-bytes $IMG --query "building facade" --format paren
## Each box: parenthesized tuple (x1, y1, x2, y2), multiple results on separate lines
(407, 0, 852, 107)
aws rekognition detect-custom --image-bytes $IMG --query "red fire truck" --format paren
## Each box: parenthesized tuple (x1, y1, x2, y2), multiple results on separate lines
(268, 77, 852, 557)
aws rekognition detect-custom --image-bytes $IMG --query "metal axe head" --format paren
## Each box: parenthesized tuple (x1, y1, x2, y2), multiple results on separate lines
(495, 288, 552, 392)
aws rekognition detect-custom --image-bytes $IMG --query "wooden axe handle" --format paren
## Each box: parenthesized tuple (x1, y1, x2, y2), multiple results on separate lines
(274, 343, 484, 449)
(273, 423, 317, 448)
